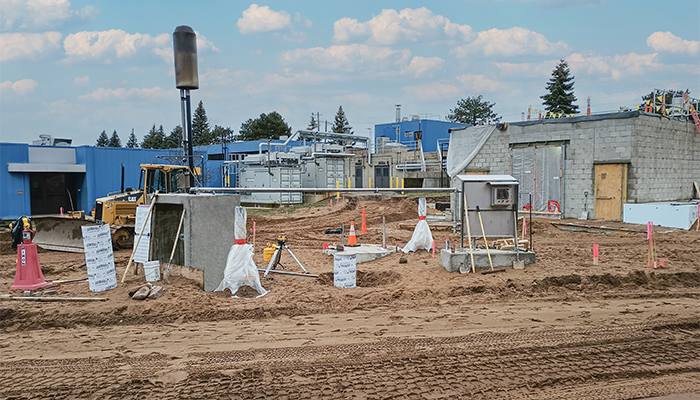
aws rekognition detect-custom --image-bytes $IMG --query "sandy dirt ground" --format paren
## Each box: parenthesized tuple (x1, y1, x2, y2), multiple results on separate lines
(1, 195, 699, 399)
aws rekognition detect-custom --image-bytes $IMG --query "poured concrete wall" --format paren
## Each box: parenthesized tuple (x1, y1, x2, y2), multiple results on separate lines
(450, 112, 699, 219)
(152, 193, 241, 291)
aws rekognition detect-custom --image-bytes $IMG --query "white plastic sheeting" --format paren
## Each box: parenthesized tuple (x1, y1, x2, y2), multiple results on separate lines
(215, 244, 268, 298)
(446, 125, 496, 177)
(215, 205, 268, 298)
(402, 198, 434, 253)
(511, 146, 563, 213)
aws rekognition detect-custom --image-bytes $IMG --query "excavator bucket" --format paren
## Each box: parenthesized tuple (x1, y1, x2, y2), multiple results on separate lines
(32, 216, 95, 253)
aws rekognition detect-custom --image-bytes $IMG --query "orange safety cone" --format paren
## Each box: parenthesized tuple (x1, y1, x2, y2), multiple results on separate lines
(361, 206, 367, 234)
(11, 229, 48, 291)
(348, 221, 358, 246)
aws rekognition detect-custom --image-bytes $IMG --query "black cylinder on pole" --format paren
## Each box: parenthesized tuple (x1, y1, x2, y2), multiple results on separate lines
(173, 26, 199, 90)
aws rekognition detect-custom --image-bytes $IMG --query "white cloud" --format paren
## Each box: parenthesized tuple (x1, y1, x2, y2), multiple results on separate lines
(0, 78, 38, 94)
(494, 60, 558, 78)
(73, 75, 89, 85)
(0, 31, 62, 61)
(281, 44, 411, 74)
(405, 56, 444, 78)
(63, 29, 170, 62)
(402, 81, 462, 101)
(646, 31, 699, 56)
(568, 52, 661, 80)
(237, 4, 291, 34)
(1, 0, 98, 31)
(451, 27, 569, 57)
(334, 7, 475, 45)
(78, 87, 176, 102)
(456, 74, 507, 92)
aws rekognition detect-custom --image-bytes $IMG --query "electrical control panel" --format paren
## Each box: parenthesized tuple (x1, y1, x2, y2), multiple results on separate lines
(491, 186, 513, 206)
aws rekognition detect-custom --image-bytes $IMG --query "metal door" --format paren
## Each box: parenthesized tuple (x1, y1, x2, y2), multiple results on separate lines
(594, 164, 627, 221)
(325, 158, 345, 188)
(355, 166, 363, 188)
(374, 165, 390, 188)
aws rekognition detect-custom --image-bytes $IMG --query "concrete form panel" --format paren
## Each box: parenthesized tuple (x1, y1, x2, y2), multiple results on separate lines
(152, 193, 241, 292)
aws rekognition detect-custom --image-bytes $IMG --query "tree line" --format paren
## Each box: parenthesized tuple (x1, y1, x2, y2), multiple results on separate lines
(95, 102, 355, 148)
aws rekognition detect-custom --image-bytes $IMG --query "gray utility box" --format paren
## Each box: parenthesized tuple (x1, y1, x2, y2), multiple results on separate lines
(151, 193, 240, 292)
(459, 174, 519, 240)
(239, 152, 302, 206)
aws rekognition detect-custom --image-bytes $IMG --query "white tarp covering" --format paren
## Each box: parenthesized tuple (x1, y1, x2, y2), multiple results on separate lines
(215, 244, 268, 298)
(215, 205, 268, 298)
(446, 125, 496, 177)
(402, 198, 434, 253)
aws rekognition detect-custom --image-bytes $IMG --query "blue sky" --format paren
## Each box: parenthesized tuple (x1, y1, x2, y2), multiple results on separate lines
(1, 0, 698, 146)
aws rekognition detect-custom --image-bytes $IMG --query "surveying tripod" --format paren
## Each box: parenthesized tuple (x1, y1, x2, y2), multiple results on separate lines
(263, 234, 309, 278)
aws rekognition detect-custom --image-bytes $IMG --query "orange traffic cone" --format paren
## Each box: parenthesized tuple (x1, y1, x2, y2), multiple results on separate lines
(361, 206, 367, 234)
(11, 229, 48, 290)
(348, 221, 358, 246)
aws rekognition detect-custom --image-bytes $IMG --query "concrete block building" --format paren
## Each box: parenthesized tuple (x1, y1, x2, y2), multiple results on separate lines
(448, 111, 700, 220)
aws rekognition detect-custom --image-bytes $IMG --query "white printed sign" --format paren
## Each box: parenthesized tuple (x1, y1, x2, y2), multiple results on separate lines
(81, 224, 117, 292)
(133, 205, 152, 263)
(333, 254, 356, 289)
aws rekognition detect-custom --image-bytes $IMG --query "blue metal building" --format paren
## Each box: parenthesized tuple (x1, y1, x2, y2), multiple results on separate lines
(374, 119, 468, 153)
(1, 143, 171, 220)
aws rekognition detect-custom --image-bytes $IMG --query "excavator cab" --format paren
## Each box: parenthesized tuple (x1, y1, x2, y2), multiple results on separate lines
(140, 165, 190, 197)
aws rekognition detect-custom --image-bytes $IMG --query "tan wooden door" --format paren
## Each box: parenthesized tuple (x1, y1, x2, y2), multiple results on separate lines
(594, 164, 628, 221)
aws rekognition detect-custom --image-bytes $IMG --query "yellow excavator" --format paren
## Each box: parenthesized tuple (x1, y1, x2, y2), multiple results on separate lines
(33, 164, 192, 252)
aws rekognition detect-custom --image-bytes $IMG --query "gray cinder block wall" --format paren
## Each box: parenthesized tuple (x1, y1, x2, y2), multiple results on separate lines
(450, 112, 699, 219)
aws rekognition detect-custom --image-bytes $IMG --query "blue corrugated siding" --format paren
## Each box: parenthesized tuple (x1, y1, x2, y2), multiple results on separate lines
(0, 143, 32, 219)
(75, 146, 168, 213)
(374, 119, 468, 152)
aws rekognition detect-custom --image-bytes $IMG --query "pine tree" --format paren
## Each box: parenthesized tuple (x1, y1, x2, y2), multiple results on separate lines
(307, 113, 318, 131)
(164, 125, 183, 149)
(238, 112, 292, 141)
(126, 129, 139, 148)
(541, 60, 578, 115)
(96, 130, 109, 147)
(447, 95, 501, 125)
(141, 124, 166, 149)
(107, 130, 121, 147)
(331, 106, 353, 135)
(192, 100, 212, 146)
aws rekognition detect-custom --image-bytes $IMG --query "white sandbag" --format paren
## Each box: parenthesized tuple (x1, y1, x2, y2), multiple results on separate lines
(234, 206, 247, 243)
(214, 244, 268, 298)
(402, 198, 434, 253)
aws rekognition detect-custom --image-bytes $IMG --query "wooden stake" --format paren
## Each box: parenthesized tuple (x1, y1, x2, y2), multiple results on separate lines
(593, 244, 599, 265)
(163, 208, 186, 284)
(463, 191, 476, 273)
(476, 206, 494, 271)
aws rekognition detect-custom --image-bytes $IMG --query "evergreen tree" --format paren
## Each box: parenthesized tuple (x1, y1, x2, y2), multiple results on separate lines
(307, 113, 318, 131)
(96, 130, 109, 147)
(541, 59, 578, 115)
(331, 106, 353, 134)
(237, 111, 292, 141)
(212, 125, 235, 144)
(126, 129, 139, 148)
(164, 125, 183, 149)
(447, 95, 501, 125)
(192, 100, 212, 146)
(107, 130, 122, 147)
(141, 124, 166, 149)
